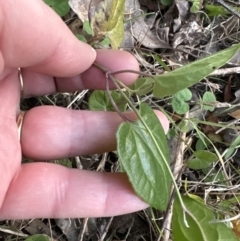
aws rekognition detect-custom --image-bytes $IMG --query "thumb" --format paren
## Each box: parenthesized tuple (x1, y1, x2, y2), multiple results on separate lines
(0, 0, 96, 77)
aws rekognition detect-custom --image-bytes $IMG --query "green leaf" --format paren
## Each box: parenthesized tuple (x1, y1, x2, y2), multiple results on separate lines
(187, 150, 218, 170)
(117, 103, 171, 210)
(195, 137, 210, 151)
(58, 159, 72, 168)
(99, 37, 111, 47)
(76, 34, 87, 43)
(225, 135, 240, 159)
(49, 159, 72, 168)
(153, 44, 240, 97)
(130, 78, 155, 96)
(173, 195, 238, 241)
(167, 128, 177, 139)
(178, 119, 190, 133)
(218, 195, 240, 210)
(172, 88, 192, 115)
(89, 0, 125, 49)
(189, 0, 202, 13)
(161, 0, 174, 6)
(202, 92, 216, 111)
(205, 4, 230, 16)
(208, 133, 223, 143)
(83, 21, 93, 35)
(204, 171, 226, 184)
(187, 193, 205, 204)
(89, 90, 128, 112)
(25, 234, 50, 241)
(152, 55, 171, 72)
(43, 0, 70, 16)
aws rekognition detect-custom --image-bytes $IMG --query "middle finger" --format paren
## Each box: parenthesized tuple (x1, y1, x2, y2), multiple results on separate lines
(21, 50, 139, 97)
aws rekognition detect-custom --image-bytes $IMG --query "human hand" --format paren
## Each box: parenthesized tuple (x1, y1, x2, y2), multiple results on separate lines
(0, 0, 169, 219)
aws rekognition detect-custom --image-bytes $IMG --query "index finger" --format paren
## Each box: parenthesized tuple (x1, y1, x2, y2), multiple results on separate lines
(0, 0, 96, 76)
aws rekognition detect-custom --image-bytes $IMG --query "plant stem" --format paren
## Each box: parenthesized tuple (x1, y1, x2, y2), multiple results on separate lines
(111, 69, 154, 78)
(93, 62, 108, 72)
(108, 73, 189, 226)
(105, 73, 132, 122)
(93, 62, 190, 227)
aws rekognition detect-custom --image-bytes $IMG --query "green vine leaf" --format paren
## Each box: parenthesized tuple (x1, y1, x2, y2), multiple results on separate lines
(43, 0, 70, 16)
(25, 234, 50, 241)
(189, 0, 203, 13)
(161, 0, 174, 6)
(89, 0, 125, 49)
(205, 4, 230, 16)
(173, 195, 238, 241)
(202, 91, 216, 111)
(225, 135, 240, 160)
(83, 21, 93, 35)
(187, 150, 218, 170)
(117, 103, 171, 210)
(50, 159, 72, 168)
(153, 44, 240, 97)
(172, 88, 192, 115)
(130, 78, 155, 96)
(89, 90, 128, 111)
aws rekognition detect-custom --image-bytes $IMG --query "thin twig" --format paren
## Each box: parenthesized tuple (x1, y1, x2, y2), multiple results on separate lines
(96, 153, 108, 172)
(0, 227, 28, 238)
(158, 113, 188, 241)
(105, 72, 131, 122)
(209, 66, 240, 76)
(99, 217, 114, 241)
(79, 218, 88, 241)
(67, 90, 89, 109)
(75, 156, 83, 169)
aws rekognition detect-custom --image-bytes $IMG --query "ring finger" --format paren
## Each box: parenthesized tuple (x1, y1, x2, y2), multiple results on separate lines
(21, 106, 169, 160)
